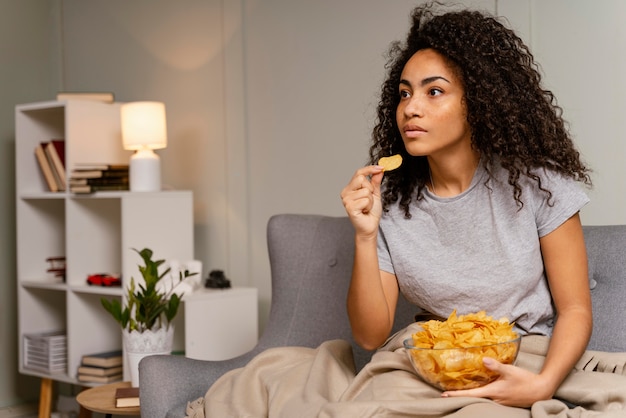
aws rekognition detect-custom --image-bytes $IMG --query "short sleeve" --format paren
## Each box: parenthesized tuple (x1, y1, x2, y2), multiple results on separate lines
(377, 226, 395, 274)
(531, 169, 590, 237)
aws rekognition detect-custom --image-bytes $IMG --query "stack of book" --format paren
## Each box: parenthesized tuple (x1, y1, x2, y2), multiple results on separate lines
(69, 164, 129, 193)
(34, 140, 66, 192)
(23, 331, 67, 374)
(45, 256, 66, 282)
(77, 349, 123, 383)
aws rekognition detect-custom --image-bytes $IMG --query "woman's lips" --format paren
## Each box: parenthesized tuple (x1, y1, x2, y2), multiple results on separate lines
(403, 124, 426, 138)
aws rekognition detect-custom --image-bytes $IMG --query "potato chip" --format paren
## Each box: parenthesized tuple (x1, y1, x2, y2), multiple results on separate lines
(413, 310, 518, 349)
(405, 310, 520, 391)
(378, 154, 402, 171)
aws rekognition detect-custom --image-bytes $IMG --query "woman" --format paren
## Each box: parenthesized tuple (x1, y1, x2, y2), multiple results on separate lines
(341, 3, 592, 408)
(189, 5, 625, 417)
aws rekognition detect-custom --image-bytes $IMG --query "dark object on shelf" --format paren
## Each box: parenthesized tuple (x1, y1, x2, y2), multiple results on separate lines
(205, 270, 231, 289)
(86, 274, 121, 287)
(46, 256, 66, 282)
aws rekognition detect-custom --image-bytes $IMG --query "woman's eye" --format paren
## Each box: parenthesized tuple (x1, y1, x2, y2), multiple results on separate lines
(399, 90, 411, 99)
(428, 88, 443, 96)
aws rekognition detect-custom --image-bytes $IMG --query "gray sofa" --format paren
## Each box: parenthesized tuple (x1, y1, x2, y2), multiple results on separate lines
(139, 214, 626, 418)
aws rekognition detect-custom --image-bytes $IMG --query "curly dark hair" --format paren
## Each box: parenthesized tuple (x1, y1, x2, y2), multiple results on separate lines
(371, 3, 591, 218)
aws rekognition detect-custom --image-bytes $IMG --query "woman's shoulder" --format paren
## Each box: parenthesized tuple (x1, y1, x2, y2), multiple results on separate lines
(485, 159, 589, 220)
(487, 160, 584, 192)
(502, 163, 589, 236)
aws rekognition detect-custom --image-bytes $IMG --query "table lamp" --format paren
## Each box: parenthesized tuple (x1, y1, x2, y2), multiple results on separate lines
(121, 101, 167, 192)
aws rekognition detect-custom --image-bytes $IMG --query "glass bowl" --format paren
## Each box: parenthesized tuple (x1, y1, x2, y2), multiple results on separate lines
(403, 336, 521, 391)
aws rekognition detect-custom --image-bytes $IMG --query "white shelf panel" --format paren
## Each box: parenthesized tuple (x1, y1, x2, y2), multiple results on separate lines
(21, 281, 67, 291)
(69, 285, 123, 297)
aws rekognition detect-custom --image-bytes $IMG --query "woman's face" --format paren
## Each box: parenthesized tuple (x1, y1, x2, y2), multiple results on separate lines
(396, 48, 472, 159)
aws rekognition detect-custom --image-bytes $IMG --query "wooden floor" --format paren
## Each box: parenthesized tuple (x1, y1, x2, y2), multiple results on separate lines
(0, 403, 37, 417)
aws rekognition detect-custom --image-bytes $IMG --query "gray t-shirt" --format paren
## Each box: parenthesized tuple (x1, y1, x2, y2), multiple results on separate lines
(377, 162, 589, 336)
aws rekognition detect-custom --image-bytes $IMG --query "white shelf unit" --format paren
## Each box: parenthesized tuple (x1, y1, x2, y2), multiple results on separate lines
(184, 287, 258, 361)
(15, 100, 194, 385)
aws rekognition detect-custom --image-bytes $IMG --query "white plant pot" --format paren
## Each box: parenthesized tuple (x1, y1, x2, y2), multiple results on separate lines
(123, 326, 174, 387)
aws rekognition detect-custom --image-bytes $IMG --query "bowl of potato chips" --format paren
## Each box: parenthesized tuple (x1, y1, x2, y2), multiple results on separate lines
(403, 310, 521, 391)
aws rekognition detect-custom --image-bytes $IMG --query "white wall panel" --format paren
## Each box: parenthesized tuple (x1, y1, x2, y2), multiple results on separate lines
(528, 0, 626, 225)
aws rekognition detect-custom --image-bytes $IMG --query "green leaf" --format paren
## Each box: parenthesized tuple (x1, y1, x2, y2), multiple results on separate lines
(101, 247, 193, 333)
(165, 293, 181, 323)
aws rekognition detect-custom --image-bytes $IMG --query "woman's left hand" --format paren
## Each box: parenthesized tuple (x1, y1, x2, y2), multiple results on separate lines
(441, 357, 554, 407)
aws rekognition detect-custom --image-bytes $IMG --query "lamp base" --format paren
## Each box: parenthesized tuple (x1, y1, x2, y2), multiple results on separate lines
(129, 149, 161, 192)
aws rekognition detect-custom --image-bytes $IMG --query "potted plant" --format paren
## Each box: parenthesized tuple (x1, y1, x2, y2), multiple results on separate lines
(101, 247, 197, 386)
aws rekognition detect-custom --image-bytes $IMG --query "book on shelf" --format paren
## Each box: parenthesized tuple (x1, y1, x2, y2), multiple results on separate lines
(70, 165, 129, 180)
(45, 256, 66, 282)
(70, 170, 129, 180)
(69, 177, 129, 187)
(77, 364, 123, 377)
(73, 163, 129, 171)
(115, 386, 140, 408)
(44, 140, 66, 191)
(77, 373, 123, 384)
(81, 349, 123, 368)
(34, 143, 59, 192)
(56, 91, 115, 103)
(70, 184, 130, 194)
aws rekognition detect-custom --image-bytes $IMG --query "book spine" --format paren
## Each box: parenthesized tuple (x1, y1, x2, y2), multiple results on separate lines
(86, 177, 129, 186)
(70, 184, 130, 194)
(77, 365, 123, 376)
(100, 170, 130, 178)
(44, 141, 66, 191)
(69, 178, 129, 187)
(73, 164, 129, 170)
(69, 169, 130, 180)
(34, 144, 59, 192)
(77, 373, 123, 383)
(46, 139, 67, 190)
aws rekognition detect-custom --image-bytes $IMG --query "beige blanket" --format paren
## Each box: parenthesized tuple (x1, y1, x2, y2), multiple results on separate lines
(186, 324, 626, 417)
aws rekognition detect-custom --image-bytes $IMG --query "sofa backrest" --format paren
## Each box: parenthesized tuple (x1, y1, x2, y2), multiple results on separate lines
(264, 214, 415, 369)
(264, 215, 626, 371)
(583, 225, 626, 352)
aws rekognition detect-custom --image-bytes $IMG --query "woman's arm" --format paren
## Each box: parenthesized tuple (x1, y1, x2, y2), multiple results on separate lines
(348, 255, 399, 350)
(341, 166, 399, 350)
(444, 213, 592, 406)
(536, 212, 592, 394)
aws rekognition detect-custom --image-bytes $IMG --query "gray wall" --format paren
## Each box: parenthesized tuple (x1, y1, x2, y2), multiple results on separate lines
(0, 0, 61, 407)
(2, 0, 624, 408)
(531, 0, 626, 223)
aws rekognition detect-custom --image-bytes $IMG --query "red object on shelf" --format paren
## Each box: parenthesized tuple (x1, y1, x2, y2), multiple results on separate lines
(86, 274, 121, 287)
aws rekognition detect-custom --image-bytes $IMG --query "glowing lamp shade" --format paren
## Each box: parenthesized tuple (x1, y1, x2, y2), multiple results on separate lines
(121, 101, 167, 191)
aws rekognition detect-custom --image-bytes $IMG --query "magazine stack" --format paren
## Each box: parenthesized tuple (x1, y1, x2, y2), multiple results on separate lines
(23, 331, 67, 374)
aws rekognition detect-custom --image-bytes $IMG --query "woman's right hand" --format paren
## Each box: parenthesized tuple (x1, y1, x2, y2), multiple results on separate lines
(340, 165, 384, 239)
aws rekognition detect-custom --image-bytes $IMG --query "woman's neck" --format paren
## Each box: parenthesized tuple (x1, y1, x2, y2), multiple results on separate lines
(427, 152, 480, 197)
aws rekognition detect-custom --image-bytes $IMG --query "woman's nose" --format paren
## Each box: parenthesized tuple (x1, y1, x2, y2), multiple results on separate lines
(403, 96, 422, 118)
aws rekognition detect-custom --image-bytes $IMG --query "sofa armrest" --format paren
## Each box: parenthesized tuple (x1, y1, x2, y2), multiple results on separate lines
(139, 352, 256, 418)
